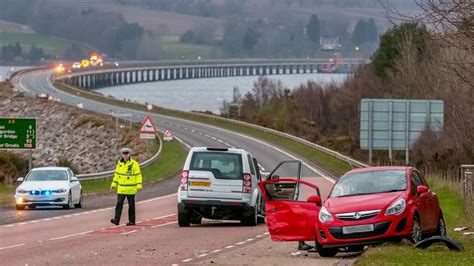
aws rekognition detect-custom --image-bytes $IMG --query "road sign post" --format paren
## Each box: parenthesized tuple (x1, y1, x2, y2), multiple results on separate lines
(0, 118, 37, 150)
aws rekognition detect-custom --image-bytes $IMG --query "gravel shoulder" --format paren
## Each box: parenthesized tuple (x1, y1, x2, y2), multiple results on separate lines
(199, 236, 359, 265)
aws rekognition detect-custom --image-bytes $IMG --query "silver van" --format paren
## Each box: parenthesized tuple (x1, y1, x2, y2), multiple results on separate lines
(177, 147, 264, 226)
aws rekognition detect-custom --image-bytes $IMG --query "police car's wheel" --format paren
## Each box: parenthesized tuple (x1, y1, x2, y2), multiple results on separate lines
(63, 192, 74, 209)
(178, 210, 191, 227)
(75, 192, 83, 208)
(16, 205, 25, 210)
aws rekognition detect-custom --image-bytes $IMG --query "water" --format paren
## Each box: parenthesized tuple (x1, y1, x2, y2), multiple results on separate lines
(96, 73, 347, 114)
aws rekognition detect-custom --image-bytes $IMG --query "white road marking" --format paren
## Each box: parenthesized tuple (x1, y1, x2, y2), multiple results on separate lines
(205, 134, 211, 138)
(224, 245, 234, 249)
(258, 164, 266, 171)
(121, 230, 138, 235)
(247, 238, 254, 242)
(191, 130, 195, 133)
(211, 249, 222, 253)
(49, 231, 92, 241)
(264, 232, 269, 235)
(211, 137, 217, 140)
(5, 224, 15, 227)
(151, 221, 177, 228)
(196, 254, 208, 258)
(217, 139, 223, 143)
(182, 259, 193, 262)
(236, 241, 246, 245)
(0, 243, 25, 250)
(256, 235, 263, 238)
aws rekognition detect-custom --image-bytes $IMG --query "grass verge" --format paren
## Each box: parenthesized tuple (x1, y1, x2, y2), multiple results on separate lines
(54, 82, 352, 177)
(355, 178, 473, 265)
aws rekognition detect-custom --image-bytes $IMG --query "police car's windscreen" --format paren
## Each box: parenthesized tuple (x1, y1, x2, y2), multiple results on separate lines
(26, 170, 68, 181)
(190, 152, 243, 179)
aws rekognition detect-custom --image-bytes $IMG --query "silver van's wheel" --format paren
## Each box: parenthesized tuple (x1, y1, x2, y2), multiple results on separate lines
(242, 207, 257, 226)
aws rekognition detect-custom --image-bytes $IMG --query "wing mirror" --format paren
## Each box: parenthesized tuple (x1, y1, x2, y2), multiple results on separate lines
(307, 195, 322, 206)
(71, 176, 79, 182)
(17, 177, 24, 183)
(416, 185, 429, 195)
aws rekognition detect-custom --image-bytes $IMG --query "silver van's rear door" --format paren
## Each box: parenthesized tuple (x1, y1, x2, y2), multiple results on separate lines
(187, 170, 243, 200)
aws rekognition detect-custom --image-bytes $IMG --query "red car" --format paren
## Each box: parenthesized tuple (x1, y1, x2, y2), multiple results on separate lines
(259, 166, 446, 257)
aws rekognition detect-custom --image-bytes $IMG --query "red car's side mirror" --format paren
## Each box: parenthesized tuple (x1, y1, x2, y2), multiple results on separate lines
(307, 195, 322, 206)
(416, 185, 429, 194)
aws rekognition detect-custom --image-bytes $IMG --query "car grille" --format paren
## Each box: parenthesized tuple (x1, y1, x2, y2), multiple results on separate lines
(328, 221, 391, 239)
(335, 210, 380, 221)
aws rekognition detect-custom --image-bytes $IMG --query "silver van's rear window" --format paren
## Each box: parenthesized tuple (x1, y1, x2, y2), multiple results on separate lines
(190, 152, 243, 179)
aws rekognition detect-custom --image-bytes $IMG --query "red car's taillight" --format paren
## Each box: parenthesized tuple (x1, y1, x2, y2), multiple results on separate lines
(242, 173, 252, 193)
(180, 170, 189, 191)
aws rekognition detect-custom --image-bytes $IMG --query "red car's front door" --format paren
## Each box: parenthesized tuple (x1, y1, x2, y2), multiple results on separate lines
(259, 179, 321, 242)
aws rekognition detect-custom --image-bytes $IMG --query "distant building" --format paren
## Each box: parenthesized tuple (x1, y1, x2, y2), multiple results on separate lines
(320, 37, 342, 51)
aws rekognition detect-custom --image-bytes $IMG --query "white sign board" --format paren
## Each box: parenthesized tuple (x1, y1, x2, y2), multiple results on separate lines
(140, 133, 156, 139)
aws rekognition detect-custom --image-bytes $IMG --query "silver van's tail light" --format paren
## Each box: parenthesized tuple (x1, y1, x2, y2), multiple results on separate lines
(180, 170, 189, 191)
(242, 173, 252, 193)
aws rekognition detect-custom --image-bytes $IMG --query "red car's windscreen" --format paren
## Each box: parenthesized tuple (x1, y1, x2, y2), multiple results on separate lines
(330, 170, 407, 198)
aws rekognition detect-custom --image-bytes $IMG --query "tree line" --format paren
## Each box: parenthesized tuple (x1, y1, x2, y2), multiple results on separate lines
(0, 43, 45, 62)
(0, 0, 147, 59)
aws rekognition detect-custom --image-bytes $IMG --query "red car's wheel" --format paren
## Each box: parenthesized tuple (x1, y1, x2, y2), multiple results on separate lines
(410, 216, 422, 243)
(436, 213, 446, 237)
(315, 239, 338, 257)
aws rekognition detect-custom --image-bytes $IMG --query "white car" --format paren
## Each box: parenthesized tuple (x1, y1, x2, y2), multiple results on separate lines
(72, 62, 81, 69)
(177, 147, 264, 227)
(15, 167, 83, 210)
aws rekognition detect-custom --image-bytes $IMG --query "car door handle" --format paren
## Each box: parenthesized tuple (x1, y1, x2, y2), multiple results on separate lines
(270, 208, 278, 213)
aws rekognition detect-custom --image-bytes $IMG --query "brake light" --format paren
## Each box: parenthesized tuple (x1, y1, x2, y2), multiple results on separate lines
(180, 170, 189, 191)
(242, 173, 252, 193)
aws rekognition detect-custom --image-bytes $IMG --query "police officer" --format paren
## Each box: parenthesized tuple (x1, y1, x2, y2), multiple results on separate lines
(110, 148, 142, 226)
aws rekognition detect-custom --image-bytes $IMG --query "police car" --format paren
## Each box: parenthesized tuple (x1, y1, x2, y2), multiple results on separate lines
(15, 167, 83, 210)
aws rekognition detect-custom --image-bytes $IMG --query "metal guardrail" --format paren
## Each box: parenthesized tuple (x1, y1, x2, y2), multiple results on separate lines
(77, 134, 163, 181)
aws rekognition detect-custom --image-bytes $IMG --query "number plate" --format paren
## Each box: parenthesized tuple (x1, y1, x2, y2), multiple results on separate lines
(342, 224, 374, 234)
(189, 181, 211, 187)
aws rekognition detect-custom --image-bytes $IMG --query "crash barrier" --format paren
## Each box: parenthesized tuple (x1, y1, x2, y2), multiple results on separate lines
(77, 133, 162, 181)
(461, 165, 473, 203)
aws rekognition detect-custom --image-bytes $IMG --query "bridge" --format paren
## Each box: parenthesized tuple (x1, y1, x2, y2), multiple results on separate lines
(58, 58, 367, 90)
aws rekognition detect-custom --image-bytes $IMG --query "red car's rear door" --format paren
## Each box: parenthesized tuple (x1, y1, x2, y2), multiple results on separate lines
(259, 179, 321, 241)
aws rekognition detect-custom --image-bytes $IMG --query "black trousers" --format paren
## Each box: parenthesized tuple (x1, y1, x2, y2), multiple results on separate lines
(114, 194, 135, 223)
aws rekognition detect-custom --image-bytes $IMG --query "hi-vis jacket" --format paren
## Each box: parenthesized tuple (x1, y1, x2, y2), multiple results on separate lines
(110, 159, 142, 195)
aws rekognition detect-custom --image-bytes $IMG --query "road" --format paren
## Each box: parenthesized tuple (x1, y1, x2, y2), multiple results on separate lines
(0, 69, 339, 265)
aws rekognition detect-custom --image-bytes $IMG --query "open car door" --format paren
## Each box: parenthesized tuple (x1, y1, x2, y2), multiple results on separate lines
(258, 178, 322, 242)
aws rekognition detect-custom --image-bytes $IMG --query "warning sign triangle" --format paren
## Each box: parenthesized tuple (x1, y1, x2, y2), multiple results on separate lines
(139, 116, 157, 133)
(164, 129, 173, 137)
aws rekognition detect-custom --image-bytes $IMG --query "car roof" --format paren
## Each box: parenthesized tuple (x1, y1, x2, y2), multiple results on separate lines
(345, 166, 410, 175)
(30, 167, 69, 171)
(191, 147, 246, 154)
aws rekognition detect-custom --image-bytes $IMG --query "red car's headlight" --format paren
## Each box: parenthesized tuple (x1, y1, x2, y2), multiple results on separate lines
(384, 199, 406, 216)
